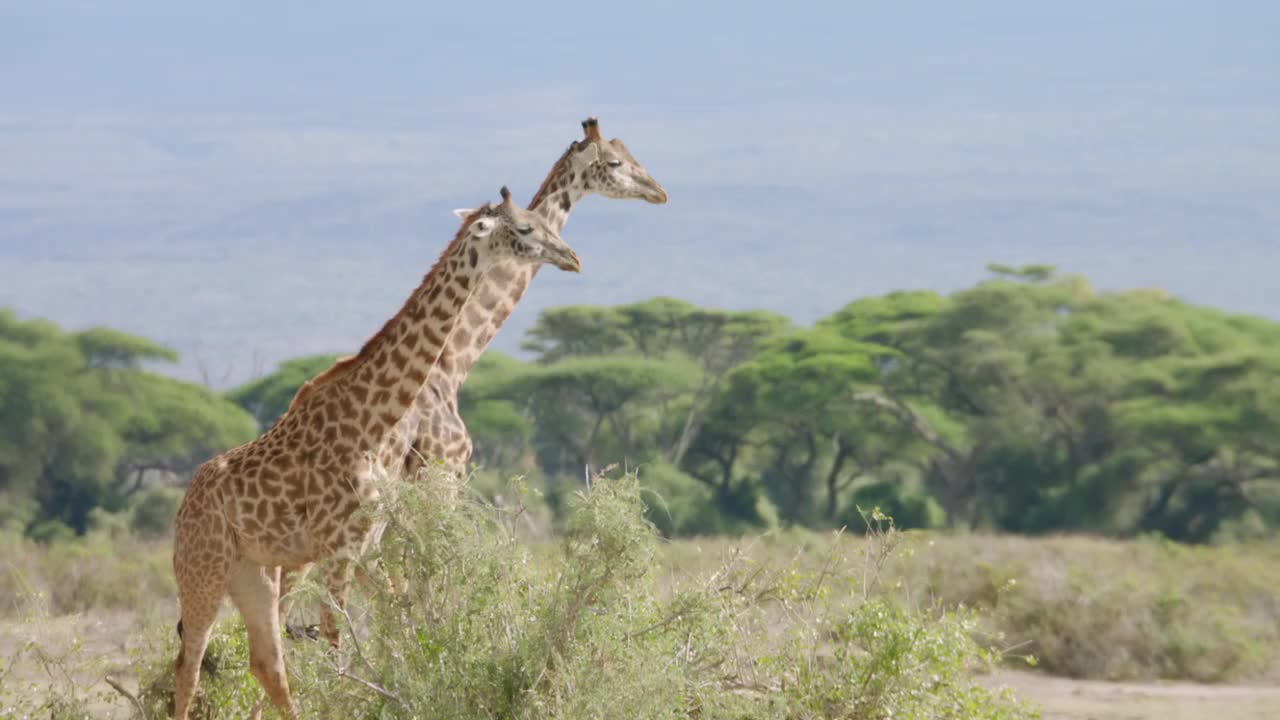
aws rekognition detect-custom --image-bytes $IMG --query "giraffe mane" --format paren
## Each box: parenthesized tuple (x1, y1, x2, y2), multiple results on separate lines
(529, 142, 586, 209)
(285, 208, 492, 414)
(610, 138, 637, 163)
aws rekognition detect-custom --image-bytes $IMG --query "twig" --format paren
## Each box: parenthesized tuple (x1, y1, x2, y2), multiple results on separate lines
(337, 668, 405, 707)
(104, 676, 149, 720)
(332, 602, 370, 674)
(812, 526, 846, 598)
(624, 607, 687, 641)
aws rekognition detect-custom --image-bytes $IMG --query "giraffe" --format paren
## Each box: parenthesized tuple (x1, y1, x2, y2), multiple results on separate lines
(277, 117, 668, 636)
(170, 187, 581, 719)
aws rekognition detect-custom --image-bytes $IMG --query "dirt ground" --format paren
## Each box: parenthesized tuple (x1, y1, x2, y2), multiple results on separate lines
(0, 610, 159, 717)
(4, 613, 1279, 719)
(983, 668, 1280, 720)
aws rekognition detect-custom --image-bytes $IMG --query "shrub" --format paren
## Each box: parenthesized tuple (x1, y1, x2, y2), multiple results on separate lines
(133, 471, 1033, 719)
(129, 486, 185, 539)
(843, 479, 945, 531)
(28, 520, 76, 545)
(637, 459, 761, 536)
(86, 507, 131, 541)
(0, 535, 173, 618)
(901, 533, 1280, 682)
(0, 492, 36, 536)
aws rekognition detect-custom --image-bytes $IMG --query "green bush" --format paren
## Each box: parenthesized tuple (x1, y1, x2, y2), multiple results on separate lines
(0, 492, 36, 536)
(86, 507, 131, 541)
(133, 615, 262, 720)
(637, 459, 761, 536)
(843, 480, 945, 531)
(0, 534, 173, 617)
(28, 520, 76, 545)
(132, 471, 1033, 719)
(129, 486, 185, 539)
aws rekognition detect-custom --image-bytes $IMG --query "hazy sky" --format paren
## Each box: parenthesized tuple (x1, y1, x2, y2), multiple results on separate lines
(1, 2, 1277, 386)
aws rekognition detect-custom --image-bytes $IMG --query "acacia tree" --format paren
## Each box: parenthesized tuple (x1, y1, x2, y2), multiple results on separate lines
(457, 352, 535, 472)
(520, 305, 629, 362)
(832, 270, 1104, 529)
(613, 299, 788, 464)
(524, 298, 789, 465)
(129, 280, 1280, 541)
(0, 312, 257, 534)
(1103, 312, 1280, 541)
(702, 327, 926, 525)
(487, 356, 698, 476)
(833, 267, 1280, 536)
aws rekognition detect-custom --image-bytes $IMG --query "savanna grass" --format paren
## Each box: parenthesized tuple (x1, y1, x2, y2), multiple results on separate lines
(665, 531, 1280, 683)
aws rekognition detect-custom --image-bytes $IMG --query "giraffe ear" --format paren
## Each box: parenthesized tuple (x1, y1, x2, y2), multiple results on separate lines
(469, 217, 496, 238)
(452, 208, 476, 220)
(570, 143, 599, 169)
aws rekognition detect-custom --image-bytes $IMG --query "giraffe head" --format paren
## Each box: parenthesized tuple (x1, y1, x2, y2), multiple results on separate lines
(568, 116, 668, 204)
(458, 186, 582, 273)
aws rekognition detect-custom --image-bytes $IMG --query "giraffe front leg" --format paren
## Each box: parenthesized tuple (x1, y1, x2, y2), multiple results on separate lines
(227, 559, 296, 718)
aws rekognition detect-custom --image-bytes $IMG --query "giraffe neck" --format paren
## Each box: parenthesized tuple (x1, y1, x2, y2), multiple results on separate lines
(297, 238, 483, 458)
(433, 161, 587, 393)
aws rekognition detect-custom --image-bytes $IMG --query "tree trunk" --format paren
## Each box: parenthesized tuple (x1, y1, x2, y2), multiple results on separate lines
(825, 436, 851, 523)
(934, 459, 978, 530)
(669, 379, 716, 467)
(582, 414, 606, 470)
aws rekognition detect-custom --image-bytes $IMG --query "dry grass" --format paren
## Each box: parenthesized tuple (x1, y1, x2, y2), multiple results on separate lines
(4, 525, 1278, 687)
(1, 531, 173, 619)
(663, 530, 1280, 683)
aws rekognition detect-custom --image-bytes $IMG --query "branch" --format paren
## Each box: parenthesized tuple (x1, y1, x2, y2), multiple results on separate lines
(104, 676, 148, 720)
(850, 390, 965, 463)
(910, 354, 988, 416)
(835, 470, 866, 493)
(338, 668, 405, 706)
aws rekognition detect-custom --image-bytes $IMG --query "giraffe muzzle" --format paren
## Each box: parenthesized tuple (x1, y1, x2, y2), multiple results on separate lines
(640, 177, 668, 204)
(548, 246, 583, 273)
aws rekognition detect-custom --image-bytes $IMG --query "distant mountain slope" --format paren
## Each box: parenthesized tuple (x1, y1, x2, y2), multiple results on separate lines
(3, 172, 1277, 389)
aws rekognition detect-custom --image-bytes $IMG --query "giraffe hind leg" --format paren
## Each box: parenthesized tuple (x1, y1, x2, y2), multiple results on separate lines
(279, 562, 321, 641)
(172, 528, 231, 719)
(173, 592, 220, 720)
(318, 558, 355, 648)
(282, 558, 373, 646)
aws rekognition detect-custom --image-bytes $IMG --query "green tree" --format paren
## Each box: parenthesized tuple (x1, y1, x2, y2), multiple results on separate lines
(836, 272, 1102, 529)
(615, 299, 789, 465)
(524, 298, 789, 464)
(1101, 310, 1280, 540)
(701, 328, 921, 524)
(0, 311, 256, 534)
(487, 356, 698, 476)
(521, 305, 628, 362)
(457, 352, 535, 472)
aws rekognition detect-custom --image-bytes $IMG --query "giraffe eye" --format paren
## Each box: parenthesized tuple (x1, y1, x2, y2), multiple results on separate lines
(606, 160, 623, 168)
(516, 224, 533, 235)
